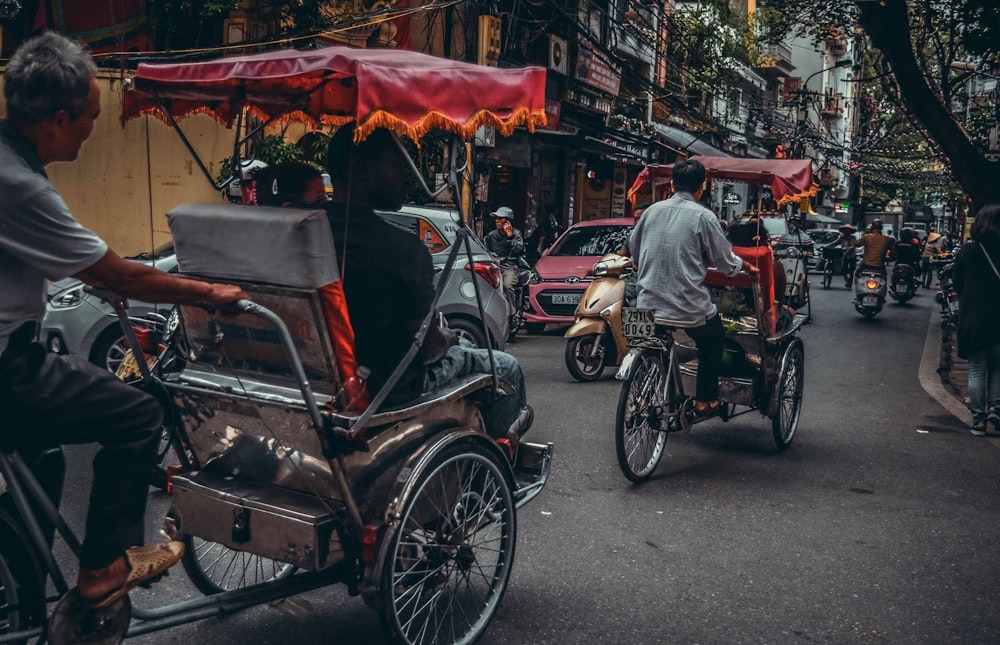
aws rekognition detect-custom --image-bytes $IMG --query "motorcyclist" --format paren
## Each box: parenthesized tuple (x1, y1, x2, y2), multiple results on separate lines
(893, 228, 922, 269)
(854, 218, 894, 279)
(891, 227, 922, 293)
(484, 207, 527, 316)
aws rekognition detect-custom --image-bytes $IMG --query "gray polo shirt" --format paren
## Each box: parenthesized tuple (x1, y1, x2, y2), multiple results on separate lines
(630, 192, 742, 327)
(0, 120, 107, 354)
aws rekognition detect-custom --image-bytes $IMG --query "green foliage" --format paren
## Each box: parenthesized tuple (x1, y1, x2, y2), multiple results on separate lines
(662, 2, 753, 107)
(216, 134, 320, 184)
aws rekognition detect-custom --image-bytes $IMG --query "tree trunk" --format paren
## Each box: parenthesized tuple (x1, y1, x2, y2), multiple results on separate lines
(856, 0, 1000, 210)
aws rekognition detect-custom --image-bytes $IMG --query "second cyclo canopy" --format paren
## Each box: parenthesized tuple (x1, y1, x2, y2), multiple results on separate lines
(122, 45, 548, 142)
(629, 156, 816, 208)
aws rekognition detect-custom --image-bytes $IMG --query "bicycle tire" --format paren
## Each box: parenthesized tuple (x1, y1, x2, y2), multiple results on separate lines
(615, 352, 669, 482)
(0, 506, 46, 641)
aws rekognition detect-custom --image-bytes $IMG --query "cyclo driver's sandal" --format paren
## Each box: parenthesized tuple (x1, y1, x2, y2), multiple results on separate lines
(87, 541, 185, 609)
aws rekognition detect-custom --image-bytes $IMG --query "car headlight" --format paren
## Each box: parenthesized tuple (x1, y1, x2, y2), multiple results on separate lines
(48, 285, 85, 309)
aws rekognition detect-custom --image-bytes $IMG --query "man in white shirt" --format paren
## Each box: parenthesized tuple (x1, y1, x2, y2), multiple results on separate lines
(629, 159, 756, 417)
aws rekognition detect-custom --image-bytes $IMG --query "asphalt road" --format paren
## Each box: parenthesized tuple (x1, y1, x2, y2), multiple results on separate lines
(45, 281, 1000, 644)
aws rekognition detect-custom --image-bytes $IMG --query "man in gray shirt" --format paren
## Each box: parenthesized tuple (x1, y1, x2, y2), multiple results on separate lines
(629, 159, 755, 417)
(0, 33, 245, 607)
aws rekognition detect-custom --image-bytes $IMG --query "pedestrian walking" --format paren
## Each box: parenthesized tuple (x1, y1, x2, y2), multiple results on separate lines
(953, 204, 1000, 436)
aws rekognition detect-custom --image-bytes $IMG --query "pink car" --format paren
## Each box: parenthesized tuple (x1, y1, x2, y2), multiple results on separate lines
(525, 218, 634, 329)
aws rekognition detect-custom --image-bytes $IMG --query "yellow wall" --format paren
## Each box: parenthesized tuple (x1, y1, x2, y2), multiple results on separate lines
(1, 71, 237, 256)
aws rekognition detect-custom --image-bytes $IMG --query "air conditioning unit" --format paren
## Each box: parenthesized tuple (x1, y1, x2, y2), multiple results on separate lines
(549, 36, 568, 75)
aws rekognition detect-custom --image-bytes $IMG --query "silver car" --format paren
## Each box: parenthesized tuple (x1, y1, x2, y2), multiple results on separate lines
(42, 243, 177, 372)
(41, 205, 506, 371)
(377, 204, 509, 349)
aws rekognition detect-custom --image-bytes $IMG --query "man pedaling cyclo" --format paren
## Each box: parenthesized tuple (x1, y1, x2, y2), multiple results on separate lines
(322, 125, 533, 452)
(629, 159, 758, 418)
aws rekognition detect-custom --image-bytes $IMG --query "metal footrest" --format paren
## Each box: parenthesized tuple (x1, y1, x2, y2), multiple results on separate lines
(512, 441, 553, 509)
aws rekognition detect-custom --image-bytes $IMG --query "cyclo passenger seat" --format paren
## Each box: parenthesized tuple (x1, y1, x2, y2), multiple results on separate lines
(169, 203, 362, 408)
(730, 245, 778, 336)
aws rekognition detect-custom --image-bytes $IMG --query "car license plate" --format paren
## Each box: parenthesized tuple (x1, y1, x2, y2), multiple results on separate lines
(948, 300, 959, 312)
(623, 307, 656, 340)
(862, 296, 878, 307)
(551, 293, 581, 305)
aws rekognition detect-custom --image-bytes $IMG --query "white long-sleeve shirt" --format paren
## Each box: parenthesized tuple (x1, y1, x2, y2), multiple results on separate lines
(629, 192, 743, 327)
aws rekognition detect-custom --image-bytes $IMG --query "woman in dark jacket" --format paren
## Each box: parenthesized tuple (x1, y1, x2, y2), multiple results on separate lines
(954, 204, 1000, 436)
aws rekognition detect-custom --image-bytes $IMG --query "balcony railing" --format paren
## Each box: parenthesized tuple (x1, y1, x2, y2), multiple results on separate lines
(755, 43, 795, 77)
(821, 93, 844, 119)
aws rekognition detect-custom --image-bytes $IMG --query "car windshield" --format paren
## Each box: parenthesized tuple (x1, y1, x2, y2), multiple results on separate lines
(807, 230, 841, 245)
(549, 225, 632, 257)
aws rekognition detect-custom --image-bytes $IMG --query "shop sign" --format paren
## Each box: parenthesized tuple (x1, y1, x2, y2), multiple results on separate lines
(542, 99, 562, 130)
(574, 44, 621, 96)
(603, 136, 649, 161)
(723, 192, 742, 205)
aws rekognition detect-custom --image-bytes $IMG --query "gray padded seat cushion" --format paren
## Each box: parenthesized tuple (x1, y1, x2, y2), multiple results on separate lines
(168, 203, 339, 288)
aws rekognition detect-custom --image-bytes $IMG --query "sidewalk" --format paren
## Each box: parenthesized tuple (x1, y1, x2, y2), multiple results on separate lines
(918, 301, 970, 424)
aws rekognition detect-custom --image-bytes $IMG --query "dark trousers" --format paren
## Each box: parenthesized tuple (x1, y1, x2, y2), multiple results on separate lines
(0, 326, 161, 570)
(685, 314, 725, 402)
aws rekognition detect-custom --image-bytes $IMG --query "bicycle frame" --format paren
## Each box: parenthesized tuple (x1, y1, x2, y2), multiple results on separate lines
(0, 453, 355, 642)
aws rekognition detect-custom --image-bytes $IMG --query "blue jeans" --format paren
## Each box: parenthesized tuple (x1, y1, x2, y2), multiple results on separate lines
(967, 344, 1000, 424)
(422, 339, 526, 438)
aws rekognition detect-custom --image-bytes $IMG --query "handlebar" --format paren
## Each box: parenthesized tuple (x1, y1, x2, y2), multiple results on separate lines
(84, 285, 252, 316)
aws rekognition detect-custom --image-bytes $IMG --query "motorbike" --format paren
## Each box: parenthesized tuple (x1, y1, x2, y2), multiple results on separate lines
(934, 254, 959, 329)
(854, 267, 888, 319)
(564, 254, 632, 382)
(888, 262, 918, 304)
(504, 260, 535, 342)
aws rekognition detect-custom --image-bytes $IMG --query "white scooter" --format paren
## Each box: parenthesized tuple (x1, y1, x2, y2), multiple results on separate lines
(854, 267, 888, 319)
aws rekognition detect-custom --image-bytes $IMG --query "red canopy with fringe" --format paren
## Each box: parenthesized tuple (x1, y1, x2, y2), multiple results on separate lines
(628, 156, 817, 208)
(122, 46, 547, 142)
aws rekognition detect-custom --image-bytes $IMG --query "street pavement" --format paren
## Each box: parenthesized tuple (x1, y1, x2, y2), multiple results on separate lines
(47, 281, 1000, 644)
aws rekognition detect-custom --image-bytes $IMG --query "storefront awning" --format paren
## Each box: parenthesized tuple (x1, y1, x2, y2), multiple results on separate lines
(653, 123, 732, 158)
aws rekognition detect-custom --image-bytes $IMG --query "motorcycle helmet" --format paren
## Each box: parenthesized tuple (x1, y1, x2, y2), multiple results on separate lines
(871, 219, 883, 230)
(492, 206, 514, 220)
(899, 227, 915, 243)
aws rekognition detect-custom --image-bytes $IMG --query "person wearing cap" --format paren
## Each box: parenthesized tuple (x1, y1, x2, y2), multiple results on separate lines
(920, 231, 944, 288)
(854, 218, 894, 280)
(484, 206, 526, 316)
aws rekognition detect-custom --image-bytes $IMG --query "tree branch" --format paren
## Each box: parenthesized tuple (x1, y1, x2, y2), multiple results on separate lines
(856, 0, 1000, 204)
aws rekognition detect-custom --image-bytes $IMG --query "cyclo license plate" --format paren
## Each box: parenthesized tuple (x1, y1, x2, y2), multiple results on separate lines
(862, 296, 878, 307)
(622, 308, 656, 340)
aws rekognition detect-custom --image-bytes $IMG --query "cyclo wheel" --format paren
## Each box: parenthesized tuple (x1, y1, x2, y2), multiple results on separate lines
(381, 439, 516, 645)
(615, 351, 669, 482)
(181, 536, 296, 595)
(772, 340, 805, 450)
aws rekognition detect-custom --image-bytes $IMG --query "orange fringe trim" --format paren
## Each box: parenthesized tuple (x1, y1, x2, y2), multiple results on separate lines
(126, 103, 548, 145)
(776, 182, 819, 208)
(346, 107, 548, 143)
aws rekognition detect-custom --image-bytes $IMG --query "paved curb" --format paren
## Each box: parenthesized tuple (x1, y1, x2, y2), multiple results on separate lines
(919, 309, 968, 423)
